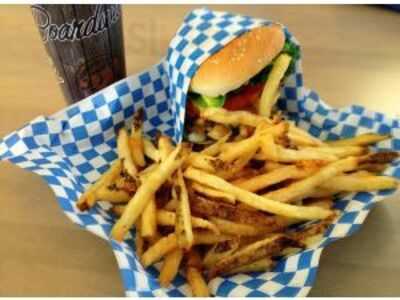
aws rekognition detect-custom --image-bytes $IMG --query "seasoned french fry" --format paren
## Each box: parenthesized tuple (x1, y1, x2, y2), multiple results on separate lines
(208, 234, 292, 278)
(140, 195, 157, 238)
(175, 169, 194, 250)
(234, 165, 317, 192)
(326, 133, 391, 147)
(159, 248, 183, 287)
(191, 182, 236, 204)
(185, 167, 332, 220)
(130, 128, 146, 167)
(112, 206, 218, 232)
(217, 147, 258, 180)
(201, 107, 272, 127)
(96, 186, 130, 203)
(258, 53, 291, 117)
(223, 257, 275, 275)
(264, 157, 360, 203)
(117, 128, 137, 177)
(193, 231, 233, 245)
(320, 174, 398, 191)
(203, 240, 240, 269)
(141, 233, 178, 267)
(186, 267, 209, 297)
(159, 135, 175, 162)
(111, 146, 184, 241)
(143, 138, 160, 162)
(210, 217, 268, 237)
(77, 159, 122, 210)
(190, 194, 291, 230)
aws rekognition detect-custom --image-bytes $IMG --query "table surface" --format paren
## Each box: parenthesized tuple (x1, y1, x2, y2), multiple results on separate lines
(1, 4, 400, 297)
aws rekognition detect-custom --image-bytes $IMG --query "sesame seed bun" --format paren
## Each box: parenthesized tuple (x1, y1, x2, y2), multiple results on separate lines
(189, 25, 285, 97)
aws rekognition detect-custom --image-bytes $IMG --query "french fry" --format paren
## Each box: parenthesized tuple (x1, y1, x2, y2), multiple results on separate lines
(219, 134, 260, 162)
(187, 153, 216, 173)
(216, 147, 258, 180)
(111, 146, 184, 241)
(140, 195, 157, 238)
(193, 231, 233, 245)
(210, 217, 269, 237)
(138, 163, 158, 180)
(96, 186, 131, 203)
(303, 197, 334, 210)
(112, 206, 219, 233)
(186, 250, 209, 297)
(190, 195, 291, 230)
(191, 182, 236, 204)
(175, 169, 194, 250)
(203, 240, 240, 269)
(264, 157, 360, 203)
(233, 164, 317, 192)
(259, 133, 278, 161)
(130, 128, 146, 167)
(186, 267, 209, 297)
(159, 135, 175, 162)
(143, 138, 160, 162)
(164, 198, 177, 211)
(160, 210, 219, 233)
(135, 221, 145, 262)
(258, 53, 291, 117)
(111, 204, 126, 217)
(185, 167, 332, 220)
(301, 146, 367, 158)
(207, 124, 231, 140)
(141, 233, 178, 267)
(117, 128, 137, 177)
(288, 124, 325, 147)
(267, 146, 339, 162)
(201, 107, 272, 127)
(200, 133, 231, 156)
(264, 161, 285, 172)
(308, 188, 340, 198)
(223, 257, 275, 275)
(77, 159, 122, 210)
(326, 133, 391, 147)
(208, 234, 293, 278)
(159, 248, 183, 287)
(320, 174, 398, 191)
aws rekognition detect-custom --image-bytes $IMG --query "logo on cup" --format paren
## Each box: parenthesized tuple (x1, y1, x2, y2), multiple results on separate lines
(32, 5, 120, 43)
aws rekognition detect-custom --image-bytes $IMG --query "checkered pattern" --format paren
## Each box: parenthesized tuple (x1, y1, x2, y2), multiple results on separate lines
(1, 8, 399, 297)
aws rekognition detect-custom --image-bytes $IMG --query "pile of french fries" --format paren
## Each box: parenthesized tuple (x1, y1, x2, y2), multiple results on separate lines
(77, 107, 398, 296)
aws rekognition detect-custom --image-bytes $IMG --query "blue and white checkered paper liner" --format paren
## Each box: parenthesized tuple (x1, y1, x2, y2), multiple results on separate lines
(1, 8, 400, 297)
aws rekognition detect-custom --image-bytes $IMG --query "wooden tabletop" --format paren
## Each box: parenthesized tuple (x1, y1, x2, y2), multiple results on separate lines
(1, 5, 400, 297)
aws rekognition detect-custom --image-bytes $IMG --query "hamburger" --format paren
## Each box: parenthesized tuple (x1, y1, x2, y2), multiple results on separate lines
(185, 25, 300, 143)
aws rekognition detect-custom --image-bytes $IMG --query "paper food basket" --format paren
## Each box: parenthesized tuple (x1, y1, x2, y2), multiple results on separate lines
(1, 8, 399, 297)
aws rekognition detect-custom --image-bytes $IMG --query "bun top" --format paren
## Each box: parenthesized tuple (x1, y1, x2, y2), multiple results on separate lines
(189, 25, 285, 97)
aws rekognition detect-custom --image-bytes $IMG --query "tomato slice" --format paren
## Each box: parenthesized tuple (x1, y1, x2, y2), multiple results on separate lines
(186, 99, 200, 119)
(223, 83, 264, 111)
